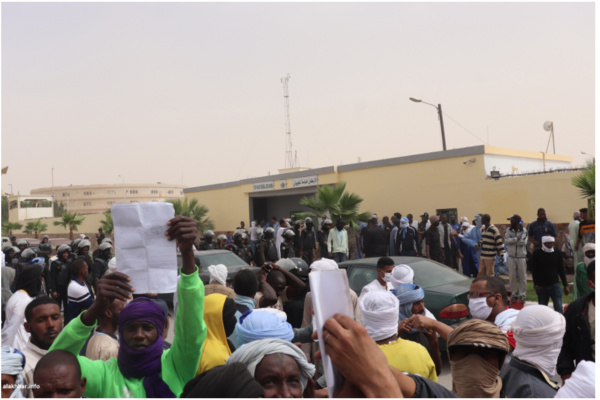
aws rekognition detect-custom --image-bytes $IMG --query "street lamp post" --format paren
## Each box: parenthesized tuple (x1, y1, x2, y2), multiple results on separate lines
(410, 97, 447, 151)
(118, 175, 126, 201)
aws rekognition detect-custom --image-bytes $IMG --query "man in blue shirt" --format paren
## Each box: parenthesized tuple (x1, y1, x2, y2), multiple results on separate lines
(528, 208, 556, 252)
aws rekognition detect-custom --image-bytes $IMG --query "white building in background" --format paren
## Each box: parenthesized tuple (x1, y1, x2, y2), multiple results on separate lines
(8, 195, 54, 222)
(31, 183, 186, 216)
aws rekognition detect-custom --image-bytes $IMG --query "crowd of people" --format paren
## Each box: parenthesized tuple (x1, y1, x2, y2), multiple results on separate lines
(0, 206, 595, 398)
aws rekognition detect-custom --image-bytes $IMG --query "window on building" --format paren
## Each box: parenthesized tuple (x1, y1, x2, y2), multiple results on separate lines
(151, 190, 158, 194)
(130, 190, 138, 194)
(107, 190, 116, 195)
(84, 191, 92, 196)
(83, 202, 92, 207)
(167, 190, 173, 194)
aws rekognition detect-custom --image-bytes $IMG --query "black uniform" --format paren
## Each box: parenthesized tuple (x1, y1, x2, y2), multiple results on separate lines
(301, 228, 316, 265)
(50, 258, 71, 312)
(280, 240, 295, 259)
(317, 228, 330, 259)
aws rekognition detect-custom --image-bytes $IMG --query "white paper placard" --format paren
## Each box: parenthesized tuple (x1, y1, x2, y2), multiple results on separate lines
(112, 202, 177, 294)
(309, 269, 353, 397)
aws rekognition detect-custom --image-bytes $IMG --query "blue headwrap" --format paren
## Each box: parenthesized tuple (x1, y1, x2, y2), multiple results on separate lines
(393, 283, 425, 323)
(234, 309, 294, 348)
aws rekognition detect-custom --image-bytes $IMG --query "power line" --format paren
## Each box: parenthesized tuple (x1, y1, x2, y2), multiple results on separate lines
(442, 112, 486, 144)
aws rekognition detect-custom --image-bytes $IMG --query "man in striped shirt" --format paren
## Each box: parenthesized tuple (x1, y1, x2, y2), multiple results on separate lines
(479, 214, 505, 277)
(67, 258, 94, 324)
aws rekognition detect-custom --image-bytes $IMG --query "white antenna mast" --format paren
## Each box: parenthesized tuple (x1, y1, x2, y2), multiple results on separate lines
(281, 74, 298, 168)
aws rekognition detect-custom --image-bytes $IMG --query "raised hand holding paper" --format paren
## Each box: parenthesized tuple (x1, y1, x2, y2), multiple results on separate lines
(112, 202, 177, 294)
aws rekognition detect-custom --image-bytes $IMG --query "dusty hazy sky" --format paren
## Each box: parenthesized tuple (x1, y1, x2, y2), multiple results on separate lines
(1, 2, 596, 195)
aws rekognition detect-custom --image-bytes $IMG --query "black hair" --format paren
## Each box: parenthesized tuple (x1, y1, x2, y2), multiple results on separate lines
(370, 217, 378, 225)
(537, 208, 546, 214)
(473, 276, 508, 305)
(70, 258, 88, 277)
(377, 256, 394, 269)
(587, 260, 595, 283)
(222, 297, 237, 338)
(233, 269, 259, 297)
(25, 296, 60, 323)
(580, 208, 588, 214)
(34, 350, 82, 379)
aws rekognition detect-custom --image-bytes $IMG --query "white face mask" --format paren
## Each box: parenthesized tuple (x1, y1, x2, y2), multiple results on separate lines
(469, 297, 493, 320)
(383, 272, 392, 283)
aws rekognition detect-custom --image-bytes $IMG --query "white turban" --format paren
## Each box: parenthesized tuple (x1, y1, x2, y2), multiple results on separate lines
(1, 346, 25, 398)
(510, 305, 565, 377)
(555, 360, 595, 398)
(541, 236, 555, 253)
(208, 264, 228, 286)
(226, 338, 316, 391)
(309, 258, 338, 271)
(399, 218, 409, 229)
(461, 222, 470, 228)
(460, 216, 469, 224)
(105, 257, 117, 276)
(390, 264, 414, 288)
(583, 242, 595, 267)
(359, 291, 399, 342)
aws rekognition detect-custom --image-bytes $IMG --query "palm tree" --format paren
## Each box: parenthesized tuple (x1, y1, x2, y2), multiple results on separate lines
(100, 211, 114, 236)
(23, 220, 48, 239)
(166, 198, 215, 233)
(572, 159, 595, 219)
(297, 182, 371, 231)
(53, 212, 86, 240)
(2, 221, 23, 237)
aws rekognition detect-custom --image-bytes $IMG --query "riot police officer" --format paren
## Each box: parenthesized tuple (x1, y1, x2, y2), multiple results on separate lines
(255, 227, 278, 266)
(300, 217, 317, 265)
(280, 229, 296, 259)
(92, 242, 113, 293)
(198, 230, 216, 250)
(50, 245, 72, 313)
(317, 219, 332, 259)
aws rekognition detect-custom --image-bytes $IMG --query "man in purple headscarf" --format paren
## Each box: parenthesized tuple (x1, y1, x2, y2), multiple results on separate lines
(48, 217, 206, 398)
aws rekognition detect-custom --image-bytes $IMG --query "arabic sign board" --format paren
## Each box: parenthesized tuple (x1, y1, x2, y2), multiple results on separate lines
(293, 175, 318, 188)
(253, 181, 275, 191)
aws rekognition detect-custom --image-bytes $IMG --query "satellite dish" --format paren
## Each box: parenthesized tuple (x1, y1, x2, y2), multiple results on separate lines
(543, 121, 553, 132)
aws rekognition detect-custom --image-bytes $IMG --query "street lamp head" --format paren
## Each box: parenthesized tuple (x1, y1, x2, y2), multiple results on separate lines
(409, 97, 422, 103)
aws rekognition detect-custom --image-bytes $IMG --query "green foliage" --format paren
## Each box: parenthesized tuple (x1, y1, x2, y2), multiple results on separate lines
(100, 211, 114, 236)
(298, 182, 371, 231)
(53, 212, 85, 240)
(2, 221, 23, 237)
(572, 159, 595, 219)
(53, 201, 66, 218)
(23, 220, 48, 239)
(166, 198, 215, 233)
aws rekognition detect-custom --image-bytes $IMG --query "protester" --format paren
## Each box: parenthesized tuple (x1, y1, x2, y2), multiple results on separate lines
(317, 219, 332, 260)
(327, 218, 349, 262)
(554, 360, 595, 398)
(66, 258, 93, 324)
(2, 264, 44, 349)
(425, 215, 443, 262)
(395, 283, 442, 375)
(254, 263, 305, 311)
(197, 293, 236, 375)
(447, 319, 510, 397)
(479, 214, 505, 277)
(557, 260, 595, 382)
(21, 297, 63, 397)
(181, 362, 264, 398)
(528, 208, 556, 251)
(468, 276, 519, 350)
(575, 207, 595, 251)
(225, 338, 316, 398)
(48, 216, 207, 397)
(530, 236, 570, 313)
(575, 242, 594, 298)
(359, 256, 394, 297)
(505, 214, 528, 303)
(363, 217, 387, 258)
(500, 305, 565, 397)
(1, 345, 26, 398)
(234, 308, 294, 348)
(204, 264, 236, 299)
(396, 217, 420, 256)
(84, 298, 123, 361)
(32, 350, 86, 398)
(359, 290, 438, 382)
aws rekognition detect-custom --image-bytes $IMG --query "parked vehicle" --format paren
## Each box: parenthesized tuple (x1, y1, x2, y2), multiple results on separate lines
(338, 256, 472, 328)
(177, 249, 260, 286)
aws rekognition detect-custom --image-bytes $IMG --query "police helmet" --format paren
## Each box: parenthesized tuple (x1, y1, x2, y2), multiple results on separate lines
(21, 248, 37, 261)
(288, 257, 309, 281)
(102, 238, 113, 245)
(71, 239, 82, 251)
(263, 227, 275, 239)
(204, 230, 215, 239)
(217, 234, 227, 241)
(99, 242, 113, 251)
(283, 229, 296, 239)
(57, 244, 71, 256)
(241, 233, 248, 241)
(17, 240, 29, 248)
(2, 244, 15, 254)
(294, 221, 301, 229)
(305, 217, 313, 224)
(322, 219, 332, 227)
(233, 232, 243, 242)
(78, 239, 92, 250)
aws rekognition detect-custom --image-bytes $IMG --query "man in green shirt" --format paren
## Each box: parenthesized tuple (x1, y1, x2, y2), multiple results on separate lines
(48, 217, 206, 398)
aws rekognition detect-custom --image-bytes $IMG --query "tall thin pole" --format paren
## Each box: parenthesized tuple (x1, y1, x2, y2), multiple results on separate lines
(437, 104, 447, 151)
(51, 168, 55, 217)
(281, 74, 296, 168)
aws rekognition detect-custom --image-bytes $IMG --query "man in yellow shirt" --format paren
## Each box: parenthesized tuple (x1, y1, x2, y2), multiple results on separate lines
(359, 290, 437, 382)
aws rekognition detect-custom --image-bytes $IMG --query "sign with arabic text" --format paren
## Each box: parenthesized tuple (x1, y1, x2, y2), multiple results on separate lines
(293, 175, 318, 188)
(253, 181, 275, 191)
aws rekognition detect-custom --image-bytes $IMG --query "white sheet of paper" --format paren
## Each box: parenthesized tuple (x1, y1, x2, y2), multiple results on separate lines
(112, 202, 177, 294)
(309, 270, 353, 398)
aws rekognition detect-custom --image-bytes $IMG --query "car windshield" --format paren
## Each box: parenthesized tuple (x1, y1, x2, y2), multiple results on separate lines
(198, 252, 248, 269)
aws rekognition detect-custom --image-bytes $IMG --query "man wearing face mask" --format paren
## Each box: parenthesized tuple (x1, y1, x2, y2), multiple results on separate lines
(530, 236, 569, 313)
(327, 218, 349, 263)
(425, 215, 443, 262)
(468, 276, 519, 351)
(557, 260, 595, 383)
(299, 218, 316, 265)
(317, 219, 332, 260)
(500, 305, 565, 397)
(359, 256, 394, 298)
